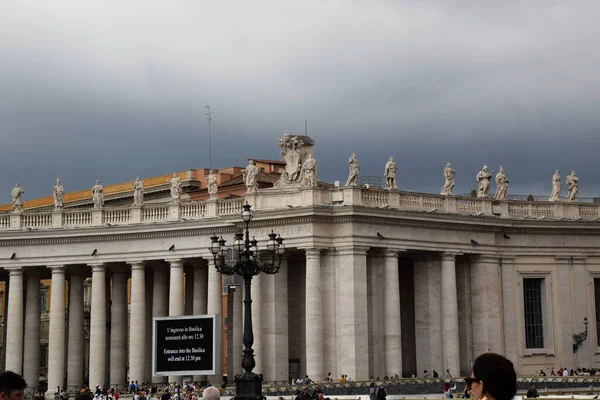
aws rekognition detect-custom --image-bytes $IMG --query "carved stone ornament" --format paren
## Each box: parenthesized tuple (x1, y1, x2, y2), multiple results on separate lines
(243, 160, 260, 193)
(494, 166, 509, 200)
(274, 133, 317, 189)
(384, 157, 397, 190)
(132, 177, 144, 207)
(92, 180, 104, 209)
(346, 153, 360, 186)
(170, 173, 182, 202)
(476, 165, 494, 198)
(566, 170, 579, 202)
(549, 170, 561, 202)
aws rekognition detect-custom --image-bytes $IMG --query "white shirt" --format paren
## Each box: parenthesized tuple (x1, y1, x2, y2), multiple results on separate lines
(562, 370, 568, 377)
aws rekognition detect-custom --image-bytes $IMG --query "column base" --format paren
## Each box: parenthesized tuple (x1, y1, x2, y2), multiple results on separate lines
(233, 372, 264, 400)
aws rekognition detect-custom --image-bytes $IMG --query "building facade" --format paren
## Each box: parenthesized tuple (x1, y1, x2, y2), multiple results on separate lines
(1, 150, 599, 394)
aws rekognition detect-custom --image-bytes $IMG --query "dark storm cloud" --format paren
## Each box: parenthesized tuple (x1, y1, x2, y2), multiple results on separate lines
(1, 1, 599, 201)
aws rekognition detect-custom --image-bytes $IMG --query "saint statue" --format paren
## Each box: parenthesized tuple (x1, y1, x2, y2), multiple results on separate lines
(440, 163, 455, 196)
(92, 180, 104, 209)
(549, 170, 562, 202)
(476, 165, 494, 198)
(243, 160, 260, 193)
(566, 170, 579, 201)
(11, 183, 24, 212)
(132, 177, 144, 206)
(301, 154, 318, 187)
(494, 166, 509, 200)
(53, 179, 65, 210)
(384, 157, 397, 190)
(207, 170, 219, 200)
(170, 173, 182, 202)
(345, 153, 360, 186)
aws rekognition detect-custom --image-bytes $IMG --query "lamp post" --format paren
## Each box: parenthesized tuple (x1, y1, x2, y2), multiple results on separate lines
(573, 317, 589, 353)
(209, 203, 285, 400)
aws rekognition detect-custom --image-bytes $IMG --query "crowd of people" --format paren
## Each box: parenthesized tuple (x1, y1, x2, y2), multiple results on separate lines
(538, 367, 600, 376)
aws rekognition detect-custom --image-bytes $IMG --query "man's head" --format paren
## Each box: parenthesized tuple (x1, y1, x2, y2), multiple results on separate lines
(0, 371, 26, 400)
(202, 387, 220, 400)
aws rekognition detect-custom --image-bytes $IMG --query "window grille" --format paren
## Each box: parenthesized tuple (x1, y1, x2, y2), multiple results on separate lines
(523, 278, 544, 349)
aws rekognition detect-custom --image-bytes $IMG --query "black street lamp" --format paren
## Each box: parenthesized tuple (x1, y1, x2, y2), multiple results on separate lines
(573, 317, 589, 353)
(209, 203, 285, 400)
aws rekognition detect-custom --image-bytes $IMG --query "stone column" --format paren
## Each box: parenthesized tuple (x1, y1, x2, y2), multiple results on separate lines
(441, 253, 460, 377)
(185, 267, 194, 315)
(556, 256, 574, 369)
(129, 262, 147, 384)
(23, 270, 41, 389)
(206, 257, 222, 385)
(321, 250, 337, 379)
(193, 262, 208, 382)
(501, 257, 518, 368)
(47, 266, 66, 394)
(337, 246, 369, 381)
(383, 249, 402, 377)
(470, 255, 502, 356)
(304, 248, 323, 381)
(145, 268, 154, 382)
(67, 272, 85, 388)
(89, 263, 107, 389)
(572, 257, 590, 368)
(168, 259, 184, 385)
(110, 268, 128, 387)
(152, 264, 169, 383)
(250, 273, 262, 375)
(5, 268, 24, 374)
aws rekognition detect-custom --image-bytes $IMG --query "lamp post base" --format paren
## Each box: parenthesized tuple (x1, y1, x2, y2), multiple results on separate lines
(233, 372, 264, 400)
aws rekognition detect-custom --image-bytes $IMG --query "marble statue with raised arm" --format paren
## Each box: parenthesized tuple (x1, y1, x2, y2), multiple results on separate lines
(440, 163, 455, 195)
(549, 170, 562, 202)
(301, 154, 318, 187)
(566, 170, 579, 201)
(132, 177, 144, 206)
(11, 183, 24, 212)
(243, 160, 260, 193)
(345, 153, 360, 186)
(494, 166, 509, 200)
(92, 180, 104, 209)
(53, 179, 65, 210)
(170, 173, 182, 202)
(384, 157, 398, 190)
(476, 165, 494, 198)
(207, 170, 219, 199)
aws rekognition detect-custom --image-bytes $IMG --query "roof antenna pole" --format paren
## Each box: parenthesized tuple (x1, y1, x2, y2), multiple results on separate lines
(305, 120, 307, 136)
(206, 105, 213, 168)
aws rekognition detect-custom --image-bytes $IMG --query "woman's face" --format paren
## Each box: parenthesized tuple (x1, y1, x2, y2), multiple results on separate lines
(470, 371, 483, 400)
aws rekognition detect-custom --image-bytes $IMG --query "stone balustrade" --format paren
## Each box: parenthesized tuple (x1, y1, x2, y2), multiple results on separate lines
(0, 187, 598, 230)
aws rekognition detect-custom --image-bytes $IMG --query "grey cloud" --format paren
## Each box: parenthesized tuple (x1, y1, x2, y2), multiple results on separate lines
(1, 1, 599, 201)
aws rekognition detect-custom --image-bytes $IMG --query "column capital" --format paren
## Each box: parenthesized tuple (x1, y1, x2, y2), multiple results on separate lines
(555, 255, 573, 264)
(88, 263, 106, 271)
(302, 248, 323, 258)
(166, 259, 184, 268)
(472, 254, 500, 264)
(383, 248, 404, 258)
(500, 255, 516, 262)
(572, 256, 587, 264)
(6, 267, 24, 276)
(441, 252, 460, 262)
(337, 245, 370, 256)
(129, 261, 146, 270)
(48, 265, 66, 274)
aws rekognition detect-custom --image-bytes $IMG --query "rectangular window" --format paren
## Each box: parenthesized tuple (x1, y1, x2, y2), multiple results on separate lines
(40, 291, 48, 312)
(40, 320, 49, 341)
(595, 278, 600, 346)
(40, 345, 48, 368)
(523, 278, 544, 349)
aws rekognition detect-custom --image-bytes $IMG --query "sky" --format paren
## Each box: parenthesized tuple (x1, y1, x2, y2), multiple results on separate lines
(1, 1, 600, 201)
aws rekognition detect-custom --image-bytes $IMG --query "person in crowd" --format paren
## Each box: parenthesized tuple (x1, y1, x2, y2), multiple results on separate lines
(0, 371, 27, 400)
(526, 384, 539, 398)
(466, 353, 517, 400)
(538, 369, 546, 376)
(202, 387, 220, 400)
(432, 370, 439, 378)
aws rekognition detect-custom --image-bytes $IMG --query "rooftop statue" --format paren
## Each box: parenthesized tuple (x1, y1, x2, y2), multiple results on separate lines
(441, 163, 455, 196)
(384, 157, 398, 190)
(346, 153, 360, 186)
(274, 133, 316, 189)
(132, 177, 144, 206)
(494, 166, 509, 200)
(53, 179, 64, 210)
(92, 180, 104, 209)
(566, 170, 579, 202)
(11, 183, 24, 212)
(170, 173, 182, 202)
(549, 170, 562, 202)
(476, 165, 494, 198)
(207, 170, 219, 199)
(243, 160, 260, 193)
(301, 154, 318, 187)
